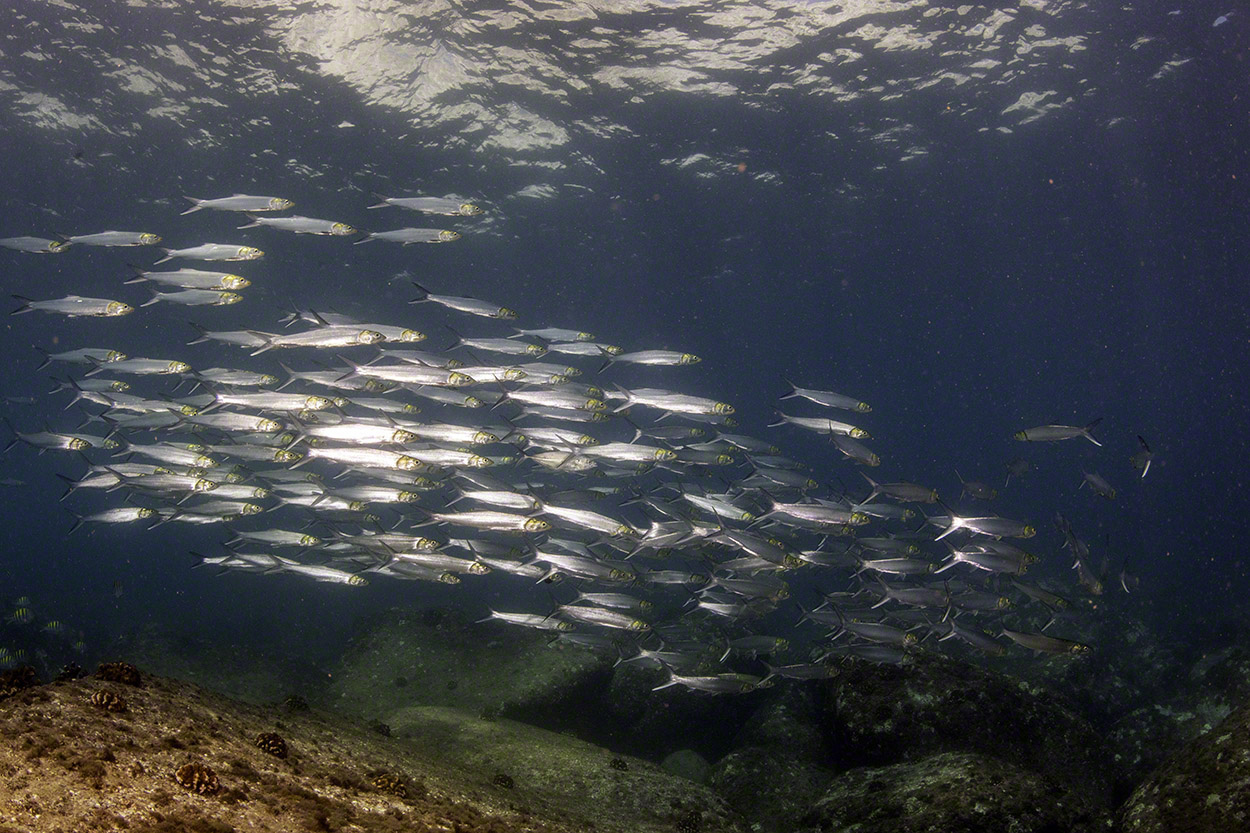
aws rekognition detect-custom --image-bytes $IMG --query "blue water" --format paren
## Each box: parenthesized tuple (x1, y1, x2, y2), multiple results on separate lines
(0, 1, 1246, 679)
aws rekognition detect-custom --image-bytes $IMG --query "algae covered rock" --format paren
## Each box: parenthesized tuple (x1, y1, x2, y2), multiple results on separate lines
(709, 746, 833, 833)
(0, 670, 587, 833)
(733, 683, 826, 761)
(818, 651, 1112, 804)
(325, 607, 612, 726)
(708, 685, 834, 831)
(1119, 698, 1250, 833)
(388, 705, 746, 833)
(662, 749, 711, 784)
(799, 751, 1109, 833)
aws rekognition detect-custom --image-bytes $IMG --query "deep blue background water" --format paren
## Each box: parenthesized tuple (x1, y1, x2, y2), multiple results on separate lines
(0, 1, 1246, 677)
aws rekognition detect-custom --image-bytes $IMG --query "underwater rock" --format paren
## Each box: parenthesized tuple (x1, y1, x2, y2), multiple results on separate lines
(1119, 697, 1250, 833)
(110, 621, 325, 705)
(387, 704, 746, 832)
(993, 605, 1181, 729)
(709, 746, 833, 833)
(0, 672, 640, 832)
(0, 665, 40, 700)
(661, 749, 711, 784)
(733, 683, 826, 762)
(96, 660, 142, 687)
(817, 651, 1112, 805)
(1106, 642, 1250, 796)
(799, 751, 1109, 833)
(325, 607, 612, 731)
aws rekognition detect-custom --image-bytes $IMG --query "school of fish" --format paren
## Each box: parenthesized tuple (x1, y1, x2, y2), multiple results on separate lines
(1, 192, 1151, 693)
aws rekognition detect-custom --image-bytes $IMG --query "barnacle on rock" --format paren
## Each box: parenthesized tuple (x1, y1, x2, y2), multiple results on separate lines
(282, 694, 309, 712)
(90, 689, 127, 712)
(96, 661, 142, 687)
(55, 663, 85, 682)
(0, 665, 40, 700)
(610, 757, 629, 771)
(675, 810, 702, 833)
(175, 762, 220, 795)
(372, 773, 407, 798)
(254, 732, 288, 758)
(492, 772, 515, 789)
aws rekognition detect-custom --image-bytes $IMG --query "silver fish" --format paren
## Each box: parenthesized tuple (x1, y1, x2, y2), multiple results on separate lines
(182, 194, 294, 214)
(409, 282, 517, 319)
(604, 349, 700, 368)
(1081, 472, 1117, 500)
(780, 379, 871, 412)
(11, 295, 133, 318)
(512, 327, 594, 342)
(154, 244, 264, 264)
(141, 289, 243, 307)
(238, 215, 356, 235)
(356, 228, 461, 245)
(1130, 436, 1153, 478)
(1014, 418, 1102, 447)
(1001, 628, 1090, 654)
(65, 231, 161, 246)
(0, 236, 70, 253)
(367, 195, 484, 215)
(652, 671, 767, 694)
(125, 268, 250, 290)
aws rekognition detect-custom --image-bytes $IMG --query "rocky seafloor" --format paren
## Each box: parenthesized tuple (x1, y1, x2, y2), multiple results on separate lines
(2, 604, 1248, 832)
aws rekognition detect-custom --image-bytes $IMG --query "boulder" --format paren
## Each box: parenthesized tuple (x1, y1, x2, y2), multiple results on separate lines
(389, 705, 746, 833)
(799, 751, 1110, 833)
(323, 607, 612, 729)
(818, 651, 1112, 804)
(709, 746, 833, 833)
(1119, 698, 1250, 833)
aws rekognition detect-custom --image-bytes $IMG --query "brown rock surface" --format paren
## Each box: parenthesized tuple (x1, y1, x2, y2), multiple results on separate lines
(0, 669, 738, 833)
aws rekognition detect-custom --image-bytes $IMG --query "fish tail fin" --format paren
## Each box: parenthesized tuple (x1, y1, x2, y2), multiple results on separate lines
(34, 346, 52, 370)
(597, 352, 616, 374)
(1082, 417, 1103, 447)
(153, 249, 173, 264)
(352, 234, 375, 245)
(140, 291, 163, 307)
(237, 213, 261, 229)
(185, 321, 214, 345)
(366, 192, 390, 210)
(55, 472, 80, 501)
(611, 384, 633, 413)
(247, 332, 277, 356)
(10, 295, 33, 315)
(650, 673, 680, 692)
(123, 263, 148, 284)
(766, 410, 786, 428)
(66, 508, 84, 535)
(276, 362, 299, 391)
(779, 375, 800, 400)
(1, 416, 20, 454)
(860, 472, 880, 501)
(180, 197, 204, 215)
(333, 354, 362, 383)
(408, 281, 430, 303)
